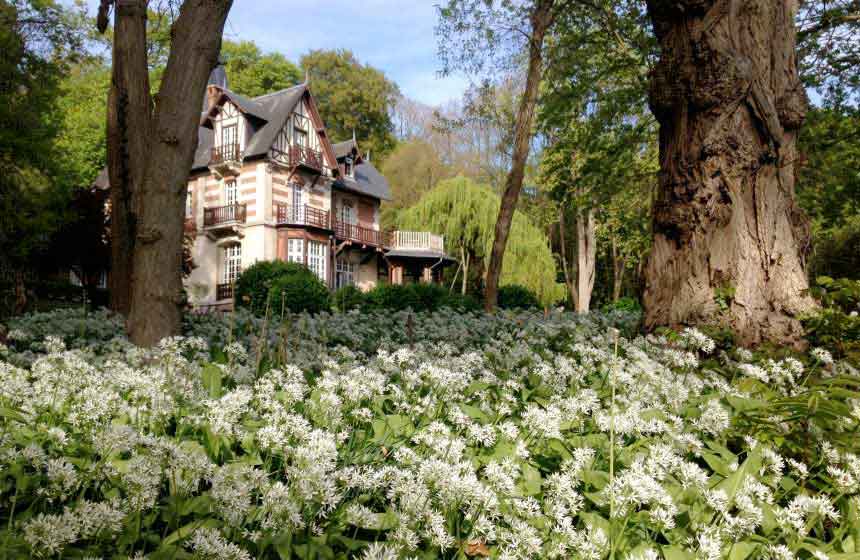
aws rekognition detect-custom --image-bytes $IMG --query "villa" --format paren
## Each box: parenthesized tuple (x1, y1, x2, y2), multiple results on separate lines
(153, 66, 453, 309)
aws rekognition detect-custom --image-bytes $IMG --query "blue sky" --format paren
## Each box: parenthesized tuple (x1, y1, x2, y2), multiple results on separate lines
(83, 0, 470, 106)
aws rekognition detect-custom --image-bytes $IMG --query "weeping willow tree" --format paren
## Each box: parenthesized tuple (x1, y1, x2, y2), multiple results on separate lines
(398, 176, 563, 306)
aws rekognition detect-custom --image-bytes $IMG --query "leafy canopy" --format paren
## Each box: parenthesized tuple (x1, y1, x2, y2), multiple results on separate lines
(398, 176, 564, 305)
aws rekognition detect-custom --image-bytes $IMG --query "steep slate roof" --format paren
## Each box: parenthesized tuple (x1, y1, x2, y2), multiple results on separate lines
(132, 81, 389, 204)
(192, 84, 307, 171)
(333, 162, 392, 201)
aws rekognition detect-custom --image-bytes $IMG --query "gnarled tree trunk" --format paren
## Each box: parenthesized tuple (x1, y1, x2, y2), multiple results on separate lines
(102, 0, 233, 346)
(643, 0, 816, 345)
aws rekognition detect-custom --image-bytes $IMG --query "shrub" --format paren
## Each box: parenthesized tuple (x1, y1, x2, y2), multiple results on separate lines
(601, 296, 642, 314)
(267, 263, 330, 315)
(363, 283, 481, 313)
(332, 285, 365, 312)
(497, 284, 540, 309)
(233, 260, 294, 316)
(803, 277, 860, 361)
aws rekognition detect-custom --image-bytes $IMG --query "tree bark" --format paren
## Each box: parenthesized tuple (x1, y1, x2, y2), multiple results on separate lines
(611, 236, 626, 302)
(483, 0, 555, 312)
(461, 248, 470, 296)
(103, 0, 233, 346)
(105, 1, 150, 316)
(575, 208, 596, 313)
(643, 0, 816, 345)
(558, 204, 578, 309)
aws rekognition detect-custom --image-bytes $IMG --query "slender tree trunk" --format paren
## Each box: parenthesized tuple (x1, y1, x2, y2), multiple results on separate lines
(575, 208, 596, 313)
(13, 271, 26, 315)
(644, 0, 815, 345)
(461, 248, 470, 295)
(483, 0, 555, 312)
(611, 236, 626, 301)
(558, 204, 577, 309)
(102, 0, 233, 346)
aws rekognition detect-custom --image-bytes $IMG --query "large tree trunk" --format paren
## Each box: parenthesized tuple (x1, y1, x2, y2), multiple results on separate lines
(103, 0, 232, 346)
(105, 1, 150, 316)
(643, 0, 816, 345)
(483, 0, 555, 312)
(575, 208, 596, 313)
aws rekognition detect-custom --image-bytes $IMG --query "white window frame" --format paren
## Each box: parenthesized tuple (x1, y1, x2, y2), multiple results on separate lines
(225, 179, 238, 206)
(307, 240, 327, 283)
(221, 244, 242, 285)
(335, 258, 356, 289)
(287, 238, 304, 264)
(339, 201, 355, 225)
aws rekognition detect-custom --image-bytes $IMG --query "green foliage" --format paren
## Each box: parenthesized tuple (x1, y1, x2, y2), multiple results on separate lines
(0, 309, 855, 559)
(398, 177, 563, 306)
(497, 284, 540, 310)
(601, 296, 642, 314)
(363, 283, 479, 313)
(267, 264, 330, 316)
(810, 216, 860, 280)
(804, 277, 860, 361)
(300, 49, 399, 160)
(714, 285, 737, 313)
(233, 260, 295, 315)
(332, 285, 365, 312)
(221, 40, 302, 98)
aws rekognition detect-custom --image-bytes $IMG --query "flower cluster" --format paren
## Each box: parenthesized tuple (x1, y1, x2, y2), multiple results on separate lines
(0, 309, 856, 559)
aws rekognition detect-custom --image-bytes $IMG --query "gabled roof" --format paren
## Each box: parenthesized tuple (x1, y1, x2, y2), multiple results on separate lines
(192, 83, 308, 171)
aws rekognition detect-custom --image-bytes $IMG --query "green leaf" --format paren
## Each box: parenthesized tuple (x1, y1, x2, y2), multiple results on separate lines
(201, 364, 222, 398)
(716, 450, 762, 502)
(459, 403, 491, 423)
(728, 542, 758, 560)
(520, 463, 543, 496)
(661, 545, 695, 560)
(162, 518, 220, 546)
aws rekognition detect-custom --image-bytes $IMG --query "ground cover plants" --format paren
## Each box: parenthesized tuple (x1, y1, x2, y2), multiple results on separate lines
(1, 308, 860, 559)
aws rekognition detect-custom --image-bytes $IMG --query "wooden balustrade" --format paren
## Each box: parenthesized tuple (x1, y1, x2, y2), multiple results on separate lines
(271, 145, 324, 172)
(334, 221, 385, 247)
(204, 203, 247, 226)
(275, 204, 331, 229)
(210, 142, 240, 164)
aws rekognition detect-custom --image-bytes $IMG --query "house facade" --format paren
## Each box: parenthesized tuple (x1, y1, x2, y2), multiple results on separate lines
(182, 69, 452, 309)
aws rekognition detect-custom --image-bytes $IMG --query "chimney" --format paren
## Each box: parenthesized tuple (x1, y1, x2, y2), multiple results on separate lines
(205, 84, 221, 112)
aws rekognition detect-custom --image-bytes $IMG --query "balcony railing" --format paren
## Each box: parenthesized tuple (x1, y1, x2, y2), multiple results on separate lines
(204, 203, 246, 227)
(271, 145, 324, 172)
(334, 220, 385, 247)
(210, 142, 240, 165)
(275, 204, 331, 229)
(216, 283, 233, 301)
(389, 231, 445, 253)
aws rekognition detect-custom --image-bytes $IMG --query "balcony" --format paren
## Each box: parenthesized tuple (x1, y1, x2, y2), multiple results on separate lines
(209, 143, 241, 176)
(334, 220, 385, 247)
(275, 204, 331, 230)
(389, 231, 445, 253)
(204, 203, 246, 232)
(216, 283, 233, 301)
(271, 145, 324, 173)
